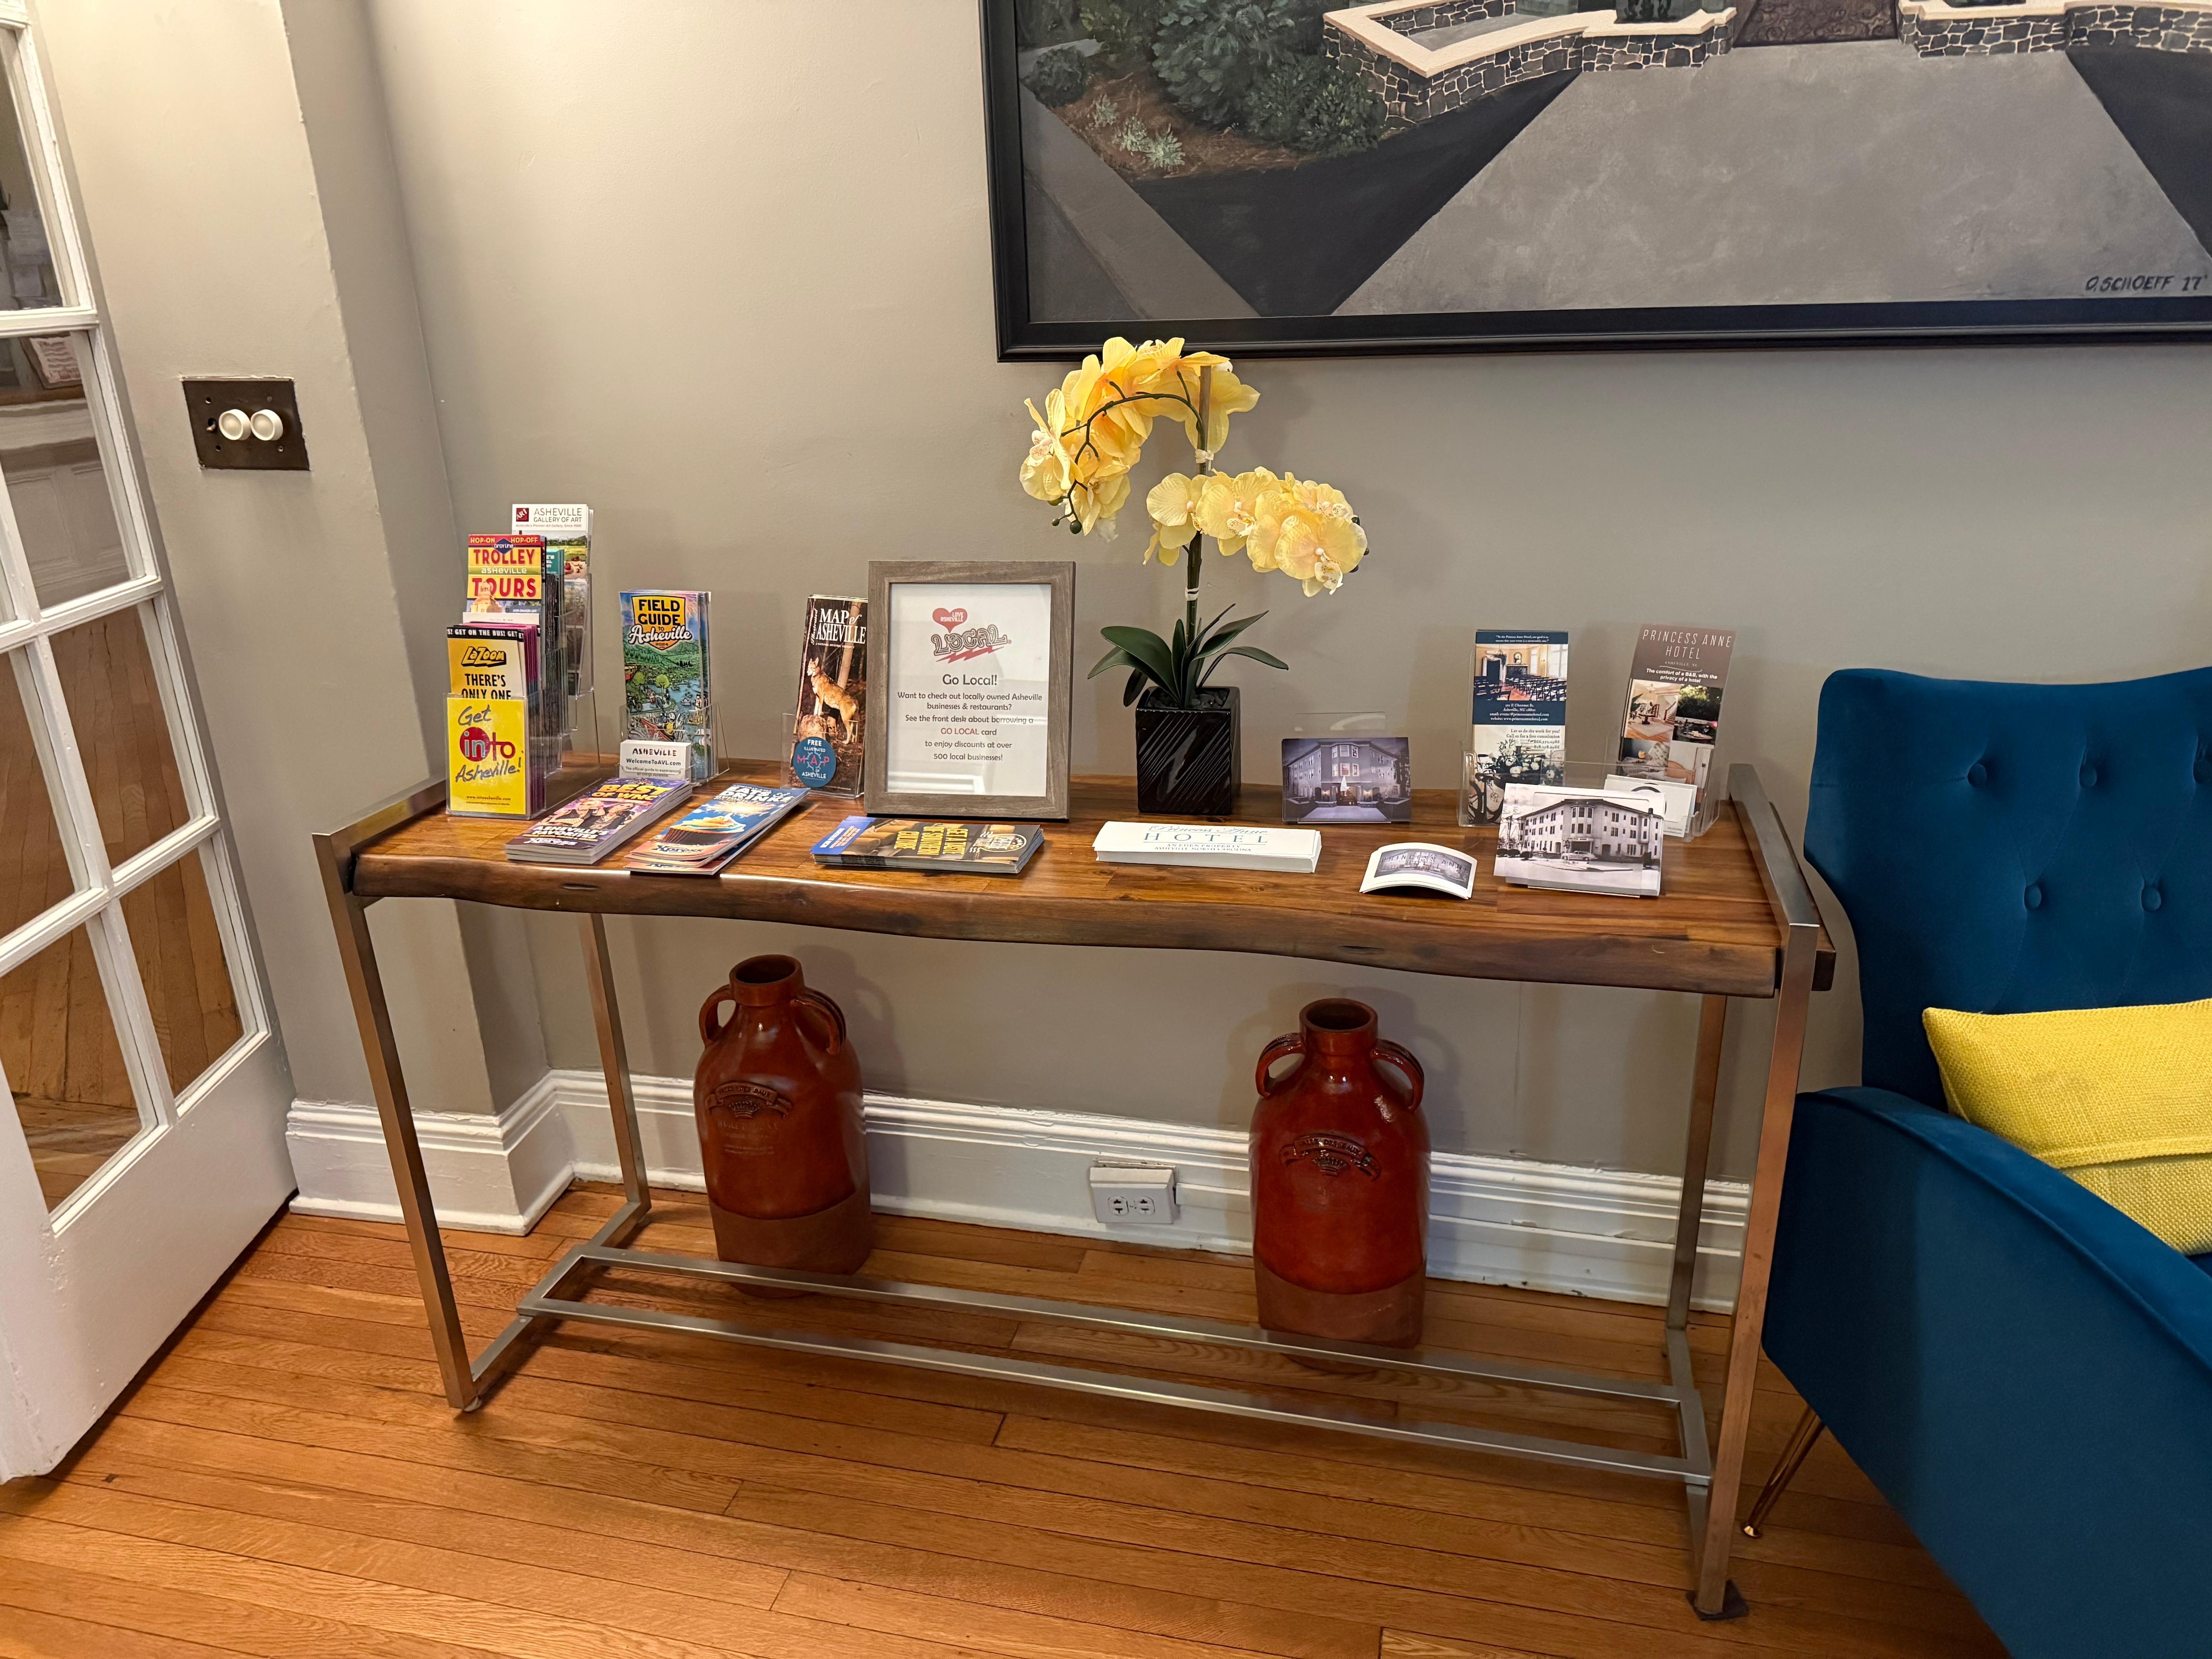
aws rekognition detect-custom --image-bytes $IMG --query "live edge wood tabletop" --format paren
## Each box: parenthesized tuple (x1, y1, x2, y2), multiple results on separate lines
(346, 762, 1834, 1001)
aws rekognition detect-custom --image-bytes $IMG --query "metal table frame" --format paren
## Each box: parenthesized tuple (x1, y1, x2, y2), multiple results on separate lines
(312, 761, 1823, 1621)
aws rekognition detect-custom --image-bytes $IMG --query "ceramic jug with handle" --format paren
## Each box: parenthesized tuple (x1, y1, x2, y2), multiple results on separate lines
(694, 954, 872, 1275)
(1250, 997, 1429, 1347)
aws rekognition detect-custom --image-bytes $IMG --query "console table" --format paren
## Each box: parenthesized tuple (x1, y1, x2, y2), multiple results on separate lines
(314, 761, 1831, 1619)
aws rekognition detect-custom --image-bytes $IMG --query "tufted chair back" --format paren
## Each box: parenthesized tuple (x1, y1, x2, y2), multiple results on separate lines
(1804, 667, 2212, 1108)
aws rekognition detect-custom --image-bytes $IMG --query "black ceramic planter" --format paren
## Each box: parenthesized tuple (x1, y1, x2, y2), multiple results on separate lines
(1134, 686, 1240, 817)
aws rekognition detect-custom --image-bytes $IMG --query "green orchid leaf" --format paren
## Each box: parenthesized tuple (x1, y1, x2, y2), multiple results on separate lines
(1190, 602, 1239, 653)
(1198, 643, 1291, 687)
(1197, 610, 1268, 653)
(1123, 667, 1148, 707)
(1087, 644, 1138, 680)
(1101, 625, 1176, 690)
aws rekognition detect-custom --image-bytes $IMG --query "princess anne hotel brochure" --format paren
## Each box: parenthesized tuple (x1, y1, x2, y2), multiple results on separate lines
(1092, 822, 1322, 875)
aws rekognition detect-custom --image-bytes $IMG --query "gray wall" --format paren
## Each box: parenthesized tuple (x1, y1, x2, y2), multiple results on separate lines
(107, 0, 2212, 1181)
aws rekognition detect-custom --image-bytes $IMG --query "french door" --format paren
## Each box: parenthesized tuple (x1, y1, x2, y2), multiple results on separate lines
(0, 6, 290, 1477)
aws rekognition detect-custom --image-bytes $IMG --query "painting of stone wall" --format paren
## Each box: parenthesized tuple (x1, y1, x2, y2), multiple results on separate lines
(985, 0, 2212, 350)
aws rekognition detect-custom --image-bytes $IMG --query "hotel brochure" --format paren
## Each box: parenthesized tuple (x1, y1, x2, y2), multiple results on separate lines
(1092, 821, 1321, 875)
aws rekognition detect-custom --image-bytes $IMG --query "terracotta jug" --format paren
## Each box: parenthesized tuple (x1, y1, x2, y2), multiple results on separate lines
(1250, 998, 1429, 1347)
(694, 955, 872, 1277)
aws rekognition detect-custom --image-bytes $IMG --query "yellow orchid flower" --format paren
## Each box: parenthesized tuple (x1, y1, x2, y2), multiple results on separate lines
(1144, 472, 1202, 567)
(1019, 392, 1072, 505)
(1194, 468, 1279, 559)
(1251, 473, 1367, 596)
(1158, 350, 1260, 456)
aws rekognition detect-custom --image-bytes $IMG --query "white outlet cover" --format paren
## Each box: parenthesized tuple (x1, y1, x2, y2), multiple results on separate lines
(1088, 1163, 1177, 1226)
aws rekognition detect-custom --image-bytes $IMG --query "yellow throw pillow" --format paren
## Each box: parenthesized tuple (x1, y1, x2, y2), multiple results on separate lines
(1923, 1000, 2212, 1255)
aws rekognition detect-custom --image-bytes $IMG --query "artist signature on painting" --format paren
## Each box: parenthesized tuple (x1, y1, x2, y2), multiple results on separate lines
(2084, 274, 2211, 295)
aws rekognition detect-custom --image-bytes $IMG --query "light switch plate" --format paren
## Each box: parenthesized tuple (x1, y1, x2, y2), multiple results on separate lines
(184, 377, 308, 471)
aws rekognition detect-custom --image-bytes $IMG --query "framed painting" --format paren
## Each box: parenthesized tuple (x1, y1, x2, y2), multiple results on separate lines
(982, 0, 2212, 354)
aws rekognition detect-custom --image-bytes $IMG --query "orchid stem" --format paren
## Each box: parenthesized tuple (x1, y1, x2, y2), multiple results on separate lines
(1186, 367, 1212, 681)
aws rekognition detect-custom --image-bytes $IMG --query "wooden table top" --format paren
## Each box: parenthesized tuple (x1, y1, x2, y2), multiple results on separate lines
(345, 764, 1832, 999)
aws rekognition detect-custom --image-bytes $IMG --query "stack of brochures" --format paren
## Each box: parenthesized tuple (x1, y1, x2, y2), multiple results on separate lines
(627, 783, 811, 875)
(1091, 821, 1321, 875)
(811, 817, 1045, 876)
(504, 777, 693, 865)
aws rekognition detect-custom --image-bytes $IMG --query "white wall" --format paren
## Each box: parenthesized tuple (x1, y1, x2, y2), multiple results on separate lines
(350, 0, 2212, 1181)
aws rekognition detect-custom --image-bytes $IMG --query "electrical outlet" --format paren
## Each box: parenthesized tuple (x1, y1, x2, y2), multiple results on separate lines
(1089, 1164, 1177, 1226)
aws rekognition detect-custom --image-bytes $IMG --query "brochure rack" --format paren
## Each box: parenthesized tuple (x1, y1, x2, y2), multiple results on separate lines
(314, 762, 1830, 1620)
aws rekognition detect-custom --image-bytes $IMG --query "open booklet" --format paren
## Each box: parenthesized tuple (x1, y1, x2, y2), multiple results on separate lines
(1359, 842, 1477, 901)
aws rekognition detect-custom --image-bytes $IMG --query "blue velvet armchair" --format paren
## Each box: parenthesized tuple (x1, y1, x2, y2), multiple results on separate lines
(1761, 666, 2212, 1659)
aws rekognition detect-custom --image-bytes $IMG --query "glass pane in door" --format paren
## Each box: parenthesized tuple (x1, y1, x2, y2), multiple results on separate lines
(0, 334, 130, 609)
(50, 605, 190, 866)
(119, 842, 242, 1096)
(0, 61, 63, 312)
(0, 648, 75, 937)
(0, 925, 144, 1210)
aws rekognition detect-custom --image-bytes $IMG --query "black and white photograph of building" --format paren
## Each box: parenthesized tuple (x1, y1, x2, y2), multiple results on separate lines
(1496, 787, 1664, 895)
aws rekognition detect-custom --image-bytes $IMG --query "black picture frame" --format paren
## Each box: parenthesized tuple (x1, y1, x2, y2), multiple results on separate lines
(982, 0, 2212, 358)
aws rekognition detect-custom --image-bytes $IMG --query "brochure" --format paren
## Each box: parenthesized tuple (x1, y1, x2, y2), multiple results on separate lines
(811, 816, 1044, 876)
(1617, 625, 1733, 801)
(621, 590, 714, 782)
(1493, 783, 1663, 899)
(1091, 821, 1321, 875)
(1602, 772, 1696, 837)
(447, 695, 537, 818)
(512, 504, 592, 705)
(627, 783, 811, 875)
(1360, 843, 1477, 900)
(504, 776, 694, 865)
(1467, 628, 1569, 825)
(791, 595, 868, 794)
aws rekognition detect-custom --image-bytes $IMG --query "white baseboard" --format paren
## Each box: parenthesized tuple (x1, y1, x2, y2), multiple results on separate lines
(287, 1070, 1747, 1311)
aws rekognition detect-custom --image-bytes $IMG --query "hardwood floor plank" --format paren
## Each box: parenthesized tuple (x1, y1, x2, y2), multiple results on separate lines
(0, 1491, 971, 1659)
(722, 1483, 1996, 1659)
(71, 1416, 1367, 1659)
(771, 1571, 1276, 1659)
(0, 1551, 507, 1659)
(0, 1606, 245, 1659)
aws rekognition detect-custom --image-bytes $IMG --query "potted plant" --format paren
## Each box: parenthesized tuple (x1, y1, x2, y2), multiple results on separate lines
(1017, 337, 1368, 815)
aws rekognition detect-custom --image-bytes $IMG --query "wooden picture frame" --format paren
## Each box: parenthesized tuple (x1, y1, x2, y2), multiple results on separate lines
(864, 560, 1075, 821)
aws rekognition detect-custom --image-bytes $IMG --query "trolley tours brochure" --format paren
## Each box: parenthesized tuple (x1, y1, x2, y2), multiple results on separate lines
(627, 783, 811, 875)
(811, 816, 1045, 876)
(1091, 821, 1321, 875)
(505, 777, 694, 865)
(1494, 784, 1663, 899)
(1360, 843, 1477, 900)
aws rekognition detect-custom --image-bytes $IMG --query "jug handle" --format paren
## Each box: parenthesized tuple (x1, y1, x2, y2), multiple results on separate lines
(793, 987, 847, 1055)
(1254, 1034, 1305, 1098)
(698, 987, 738, 1047)
(1373, 1039, 1425, 1114)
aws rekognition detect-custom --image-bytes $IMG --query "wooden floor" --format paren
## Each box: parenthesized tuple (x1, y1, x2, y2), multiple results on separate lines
(0, 1186, 2005, 1659)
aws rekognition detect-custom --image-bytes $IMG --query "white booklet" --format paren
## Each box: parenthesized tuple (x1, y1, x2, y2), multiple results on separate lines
(1494, 783, 1663, 899)
(1360, 843, 1476, 900)
(1093, 821, 1321, 874)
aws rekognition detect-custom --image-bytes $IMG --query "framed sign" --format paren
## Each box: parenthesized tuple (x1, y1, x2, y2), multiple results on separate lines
(983, 0, 2212, 356)
(864, 560, 1075, 820)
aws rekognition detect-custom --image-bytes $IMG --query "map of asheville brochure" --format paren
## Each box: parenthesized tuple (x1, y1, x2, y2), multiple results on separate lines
(504, 777, 693, 866)
(811, 817, 1045, 876)
(1091, 822, 1321, 875)
(1360, 843, 1476, 901)
(627, 783, 810, 875)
